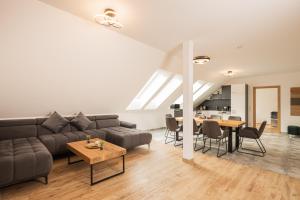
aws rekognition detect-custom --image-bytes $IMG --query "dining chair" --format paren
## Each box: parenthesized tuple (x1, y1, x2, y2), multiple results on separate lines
(228, 116, 242, 121)
(237, 121, 267, 157)
(164, 114, 173, 141)
(165, 117, 183, 146)
(202, 120, 228, 157)
(210, 115, 222, 120)
(193, 119, 203, 151)
(165, 114, 173, 118)
(225, 116, 242, 132)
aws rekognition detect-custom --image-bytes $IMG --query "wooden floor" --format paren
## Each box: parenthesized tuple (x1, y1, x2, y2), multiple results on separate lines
(1, 141, 300, 200)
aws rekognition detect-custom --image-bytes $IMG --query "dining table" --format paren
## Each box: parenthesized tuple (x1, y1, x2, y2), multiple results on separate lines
(175, 117, 246, 153)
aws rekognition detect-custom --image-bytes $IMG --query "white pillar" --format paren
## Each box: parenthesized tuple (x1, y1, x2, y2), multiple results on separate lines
(182, 40, 194, 160)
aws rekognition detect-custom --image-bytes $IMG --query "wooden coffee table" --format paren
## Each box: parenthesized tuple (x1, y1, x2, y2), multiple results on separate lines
(67, 139, 126, 185)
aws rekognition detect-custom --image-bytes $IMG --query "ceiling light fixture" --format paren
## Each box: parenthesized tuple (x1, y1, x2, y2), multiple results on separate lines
(225, 70, 233, 77)
(95, 8, 123, 28)
(193, 56, 210, 65)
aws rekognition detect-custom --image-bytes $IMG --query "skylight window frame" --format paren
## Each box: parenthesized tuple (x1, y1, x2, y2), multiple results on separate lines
(192, 83, 214, 101)
(145, 75, 182, 110)
(173, 80, 205, 105)
(126, 69, 171, 111)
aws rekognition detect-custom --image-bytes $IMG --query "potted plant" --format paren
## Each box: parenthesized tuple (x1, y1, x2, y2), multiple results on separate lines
(86, 135, 91, 143)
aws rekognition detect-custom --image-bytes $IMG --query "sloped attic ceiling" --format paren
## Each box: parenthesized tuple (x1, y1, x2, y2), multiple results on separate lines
(0, 0, 166, 119)
(39, 0, 300, 79)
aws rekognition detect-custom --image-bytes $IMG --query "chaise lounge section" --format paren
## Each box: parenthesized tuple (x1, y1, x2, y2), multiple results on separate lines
(0, 119, 52, 188)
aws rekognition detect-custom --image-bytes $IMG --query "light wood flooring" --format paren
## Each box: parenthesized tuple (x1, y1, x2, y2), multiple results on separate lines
(153, 129, 300, 179)
(1, 140, 300, 200)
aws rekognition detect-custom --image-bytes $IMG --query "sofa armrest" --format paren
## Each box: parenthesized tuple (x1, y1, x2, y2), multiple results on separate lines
(120, 121, 136, 129)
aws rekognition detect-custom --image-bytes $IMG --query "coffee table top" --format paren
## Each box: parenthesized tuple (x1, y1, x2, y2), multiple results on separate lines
(67, 139, 126, 165)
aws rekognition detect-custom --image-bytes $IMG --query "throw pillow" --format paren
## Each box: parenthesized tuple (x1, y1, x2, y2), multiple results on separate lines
(42, 111, 69, 133)
(71, 112, 92, 131)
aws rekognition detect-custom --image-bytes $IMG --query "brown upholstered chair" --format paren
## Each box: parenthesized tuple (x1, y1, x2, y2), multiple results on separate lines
(193, 119, 203, 151)
(228, 116, 242, 121)
(238, 121, 267, 157)
(210, 115, 222, 120)
(165, 117, 182, 146)
(202, 120, 228, 157)
(223, 116, 242, 132)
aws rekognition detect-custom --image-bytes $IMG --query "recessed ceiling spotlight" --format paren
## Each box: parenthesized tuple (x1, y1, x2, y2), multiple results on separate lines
(95, 8, 123, 28)
(193, 56, 210, 65)
(225, 70, 234, 77)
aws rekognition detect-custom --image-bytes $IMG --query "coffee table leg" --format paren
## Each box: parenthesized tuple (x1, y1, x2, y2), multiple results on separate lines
(90, 155, 125, 186)
(67, 151, 83, 165)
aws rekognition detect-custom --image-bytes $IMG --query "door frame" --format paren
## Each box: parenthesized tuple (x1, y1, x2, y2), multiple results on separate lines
(253, 86, 281, 133)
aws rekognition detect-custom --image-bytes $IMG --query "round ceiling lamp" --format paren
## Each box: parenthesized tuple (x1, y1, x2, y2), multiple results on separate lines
(225, 70, 234, 77)
(193, 56, 210, 65)
(95, 8, 123, 28)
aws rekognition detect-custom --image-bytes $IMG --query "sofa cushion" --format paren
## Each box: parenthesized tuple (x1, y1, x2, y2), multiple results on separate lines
(84, 129, 106, 140)
(39, 131, 86, 155)
(100, 127, 152, 149)
(71, 112, 92, 131)
(42, 112, 69, 133)
(0, 137, 53, 187)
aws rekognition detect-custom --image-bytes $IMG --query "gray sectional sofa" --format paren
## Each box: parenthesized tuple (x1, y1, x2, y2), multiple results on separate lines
(0, 114, 152, 187)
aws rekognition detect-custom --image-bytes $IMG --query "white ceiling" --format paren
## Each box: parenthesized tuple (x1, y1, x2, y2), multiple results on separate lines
(39, 0, 300, 78)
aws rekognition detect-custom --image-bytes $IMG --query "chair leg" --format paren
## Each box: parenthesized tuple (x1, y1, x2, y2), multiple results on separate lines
(194, 135, 198, 150)
(237, 137, 265, 157)
(194, 134, 204, 151)
(202, 138, 211, 153)
(258, 138, 266, 153)
(217, 137, 227, 157)
(164, 128, 168, 137)
(173, 131, 183, 147)
(239, 137, 243, 149)
(164, 130, 169, 144)
(165, 130, 175, 144)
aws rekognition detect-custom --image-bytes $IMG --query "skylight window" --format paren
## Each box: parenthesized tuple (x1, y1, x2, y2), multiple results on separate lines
(145, 75, 182, 110)
(173, 80, 205, 104)
(193, 83, 214, 101)
(126, 69, 170, 110)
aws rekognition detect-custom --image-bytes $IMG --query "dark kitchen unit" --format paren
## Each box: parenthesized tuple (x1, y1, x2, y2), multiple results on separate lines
(196, 85, 231, 111)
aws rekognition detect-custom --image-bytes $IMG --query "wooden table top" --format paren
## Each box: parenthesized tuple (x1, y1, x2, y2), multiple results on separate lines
(67, 139, 126, 165)
(175, 117, 245, 128)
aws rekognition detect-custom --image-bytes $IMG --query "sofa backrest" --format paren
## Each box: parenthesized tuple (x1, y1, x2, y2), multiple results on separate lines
(0, 114, 120, 140)
(0, 119, 37, 140)
(95, 115, 120, 128)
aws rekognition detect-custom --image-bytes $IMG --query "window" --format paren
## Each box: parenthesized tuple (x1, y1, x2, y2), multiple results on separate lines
(193, 83, 214, 101)
(126, 69, 170, 110)
(173, 80, 205, 104)
(145, 75, 182, 110)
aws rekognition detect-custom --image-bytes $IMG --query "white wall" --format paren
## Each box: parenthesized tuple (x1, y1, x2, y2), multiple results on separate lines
(228, 71, 300, 132)
(256, 88, 278, 124)
(231, 84, 247, 122)
(0, 0, 166, 130)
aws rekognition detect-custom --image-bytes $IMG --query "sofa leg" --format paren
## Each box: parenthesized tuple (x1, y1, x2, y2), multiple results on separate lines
(148, 143, 150, 150)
